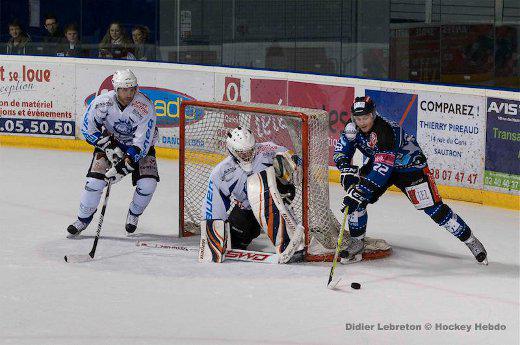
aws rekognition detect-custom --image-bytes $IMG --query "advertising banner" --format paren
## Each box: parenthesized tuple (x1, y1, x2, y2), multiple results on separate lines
(365, 89, 418, 137)
(217, 75, 355, 166)
(75, 65, 214, 149)
(287, 81, 354, 165)
(484, 97, 520, 194)
(417, 92, 486, 189)
(0, 62, 75, 138)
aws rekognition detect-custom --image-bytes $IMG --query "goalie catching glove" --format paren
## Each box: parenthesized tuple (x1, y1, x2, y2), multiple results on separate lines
(273, 151, 301, 184)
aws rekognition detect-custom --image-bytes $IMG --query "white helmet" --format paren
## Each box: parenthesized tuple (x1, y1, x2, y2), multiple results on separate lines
(226, 127, 256, 172)
(112, 69, 138, 91)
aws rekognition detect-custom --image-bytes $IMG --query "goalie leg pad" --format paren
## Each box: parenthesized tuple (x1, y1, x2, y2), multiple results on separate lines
(247, 166, 304, 263)
(199, 220, 230, 263)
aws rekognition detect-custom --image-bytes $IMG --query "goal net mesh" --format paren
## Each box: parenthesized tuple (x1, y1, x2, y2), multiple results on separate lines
(180, 101, 343, 260)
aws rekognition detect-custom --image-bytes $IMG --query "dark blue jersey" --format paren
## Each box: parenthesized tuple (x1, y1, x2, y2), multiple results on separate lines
(334, 115, 427, 199)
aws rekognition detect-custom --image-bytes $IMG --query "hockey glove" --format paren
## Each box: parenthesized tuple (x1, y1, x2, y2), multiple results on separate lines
(341, 185, 366, 212)
(95, 132, 114, 150)
(96, 133, 124, 165)
(340, 166, 359, 192)
(105, 155, 136, 183)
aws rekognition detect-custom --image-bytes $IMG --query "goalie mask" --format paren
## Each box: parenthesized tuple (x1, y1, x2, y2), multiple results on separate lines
(226, 127, 256, 172)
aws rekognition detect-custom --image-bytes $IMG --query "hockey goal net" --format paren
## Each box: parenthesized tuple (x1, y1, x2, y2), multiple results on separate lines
(179, 100, 347, 261)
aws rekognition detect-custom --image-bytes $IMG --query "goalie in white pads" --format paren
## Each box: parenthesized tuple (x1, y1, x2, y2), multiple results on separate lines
(67, 69, 159, 236)
(200, 126, 304, 264)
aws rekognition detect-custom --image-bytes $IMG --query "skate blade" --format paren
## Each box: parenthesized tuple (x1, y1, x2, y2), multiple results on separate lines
(66, 233, 84, 239)
(340, 253, 362, 265)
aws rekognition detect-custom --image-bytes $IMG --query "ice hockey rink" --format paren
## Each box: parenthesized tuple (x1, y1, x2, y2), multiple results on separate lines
(0, 146, 518, 345)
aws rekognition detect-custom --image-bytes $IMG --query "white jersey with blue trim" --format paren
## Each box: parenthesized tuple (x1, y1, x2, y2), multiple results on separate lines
(81, 90, 158, 160)
(202, 142, 288, 221)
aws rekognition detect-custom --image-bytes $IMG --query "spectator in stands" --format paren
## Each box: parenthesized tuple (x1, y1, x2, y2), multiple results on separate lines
(131, 25, 155, 61)
(42, 14, 63, 55)
(6, 20, 31, 55)
(57, 23, 87, 58)
(99, 22, 135, 59)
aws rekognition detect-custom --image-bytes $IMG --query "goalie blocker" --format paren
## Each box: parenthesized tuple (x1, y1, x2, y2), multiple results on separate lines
(199, 158, 304, 264)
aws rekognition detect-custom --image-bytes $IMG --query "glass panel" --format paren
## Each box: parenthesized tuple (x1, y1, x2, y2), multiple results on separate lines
(0, 0, 517, 90)
(82, 0, 158, 61)
(222, 0, 289, 69)
(495, 24, 520, 89)
(343, 0, 390, 79)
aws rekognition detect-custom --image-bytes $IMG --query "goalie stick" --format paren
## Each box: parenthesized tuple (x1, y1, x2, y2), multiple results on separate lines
(136, 241, 280, 264)
(64, 181, 112, 263)
(327, 206, 348, 289)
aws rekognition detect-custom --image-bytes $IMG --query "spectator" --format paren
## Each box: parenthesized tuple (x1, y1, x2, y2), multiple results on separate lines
(131, 25, 155, 61)
(42, 14, 63, 55)
(99, 22, 135, 59)
(57, 23, 88, 57)
(6, 20, 31, 55)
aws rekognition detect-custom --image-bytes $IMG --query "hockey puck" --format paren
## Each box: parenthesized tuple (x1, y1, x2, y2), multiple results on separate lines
(351, 282, 361, 289)
(64, 255, 69, 263)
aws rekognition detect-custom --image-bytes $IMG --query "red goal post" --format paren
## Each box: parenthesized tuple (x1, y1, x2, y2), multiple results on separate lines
(179, 100, 344, 262)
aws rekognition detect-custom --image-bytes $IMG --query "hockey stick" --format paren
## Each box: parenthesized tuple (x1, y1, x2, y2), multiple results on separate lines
(326, 206, 348, 289)
(64, 180, 113, 263)
(136, 241, 280, 264)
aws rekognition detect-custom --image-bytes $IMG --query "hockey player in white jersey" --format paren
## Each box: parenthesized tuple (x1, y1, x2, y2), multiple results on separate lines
(200, 126, 305, 264)
(67, 69, 159, 236)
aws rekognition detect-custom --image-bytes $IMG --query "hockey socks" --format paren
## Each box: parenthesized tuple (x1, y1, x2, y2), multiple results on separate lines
(347, 207, 367, 238)
(77, 177, 106, 220)
(424, 203, 471, 241)
(129, 178, 157, 216)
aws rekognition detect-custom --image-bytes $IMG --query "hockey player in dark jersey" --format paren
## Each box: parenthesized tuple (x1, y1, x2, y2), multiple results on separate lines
(334, 96, 488, 265)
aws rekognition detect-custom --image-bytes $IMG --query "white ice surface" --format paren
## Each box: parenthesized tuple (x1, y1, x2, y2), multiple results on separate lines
(0, 146, 518, 345)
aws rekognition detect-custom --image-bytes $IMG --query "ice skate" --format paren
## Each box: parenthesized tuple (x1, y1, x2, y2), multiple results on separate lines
(464, 234, 488, 265)
(125, 210, 139, 234)
(339, 237, 364, 264)
(67, 219, 89, 236)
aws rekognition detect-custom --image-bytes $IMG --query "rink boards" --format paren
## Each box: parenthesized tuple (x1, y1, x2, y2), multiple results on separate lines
(0, 55, 517, 209)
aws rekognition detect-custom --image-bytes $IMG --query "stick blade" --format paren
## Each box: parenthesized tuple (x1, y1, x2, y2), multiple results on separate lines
(327, 277, 341, 290)
(64, 254, 93, 263)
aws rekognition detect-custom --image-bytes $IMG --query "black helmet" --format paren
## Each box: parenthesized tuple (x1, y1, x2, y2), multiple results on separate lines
(350, 96, 375, 116)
